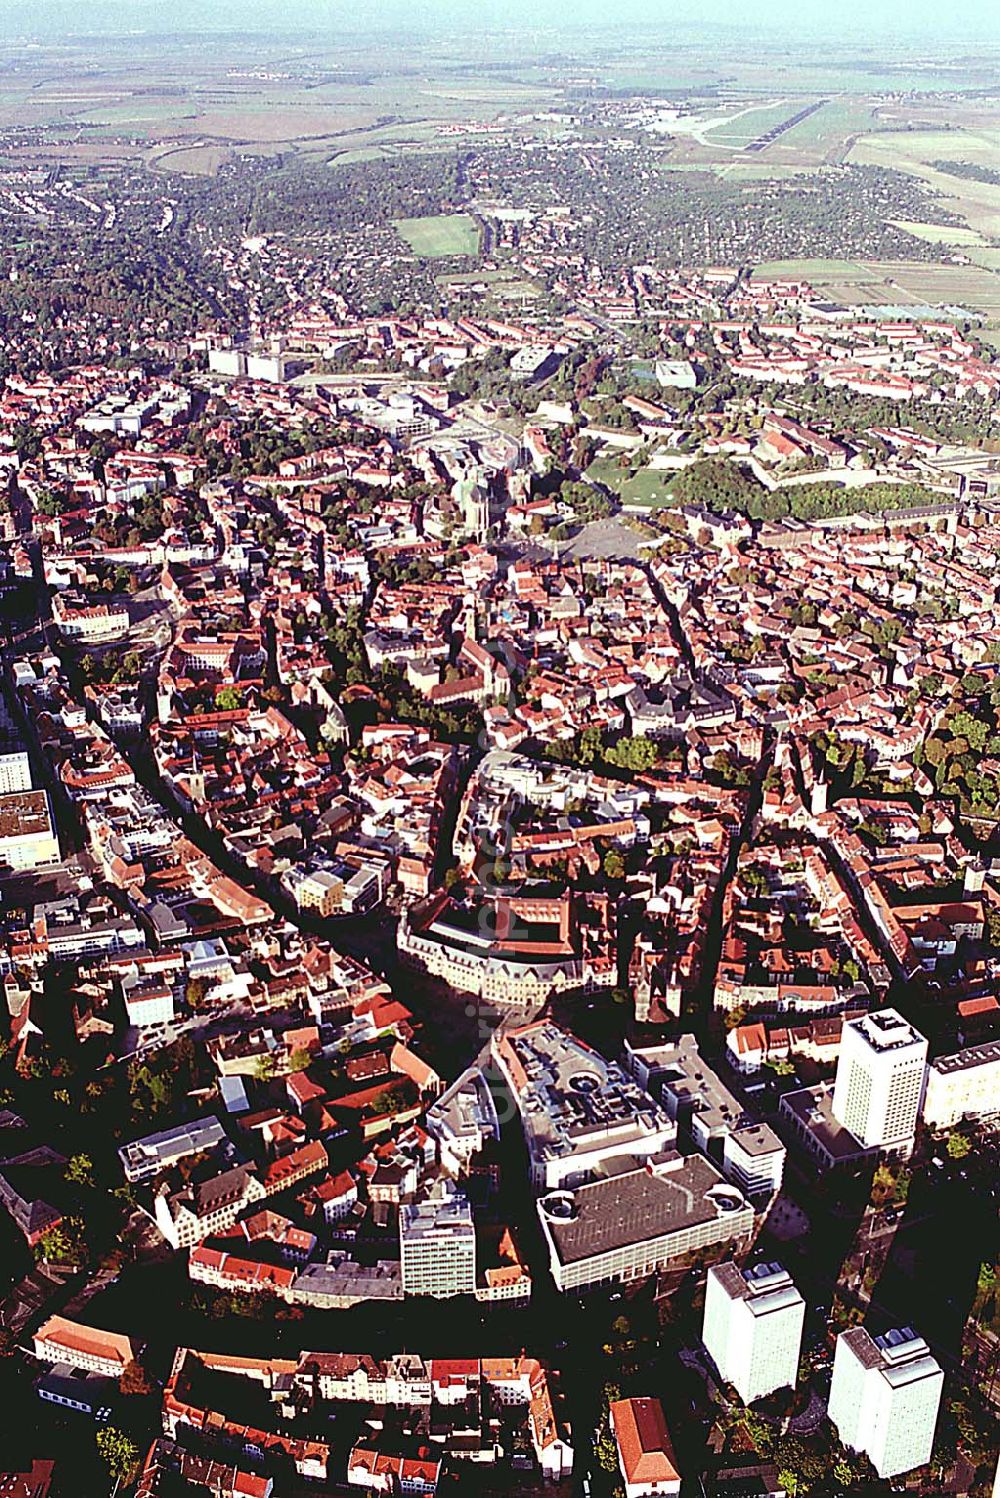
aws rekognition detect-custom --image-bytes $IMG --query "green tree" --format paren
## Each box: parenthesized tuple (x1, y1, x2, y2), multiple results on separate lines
(65, 1153, 94, 1188)
(214, 685, 242, 711)
(604, 735, 657, 773)
(35, 1216, 88, 1269)
(947, 1132, 972, 1160)
(95, 1426, 141, 1487)
(603, 849, 626, 880)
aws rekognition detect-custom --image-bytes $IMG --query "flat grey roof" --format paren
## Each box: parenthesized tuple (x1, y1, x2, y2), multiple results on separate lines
(543, 1154, 749, 1266)
(780, 1085, 868, 1162)
(931, 1039, 1000, 1075)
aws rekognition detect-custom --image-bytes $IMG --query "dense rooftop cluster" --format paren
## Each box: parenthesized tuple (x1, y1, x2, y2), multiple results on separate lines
(0, 92, 998, 1498)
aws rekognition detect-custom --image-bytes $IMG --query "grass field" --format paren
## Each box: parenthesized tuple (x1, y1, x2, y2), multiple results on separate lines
(850, 125, 1000, 241)
(773, 97, 878, 158)
(702, 101, 797, 150)
(394, 214, 480, 258)
(889, 219, 987, 247)
(587, 457, 679, 507)
(752, 258, 872, 280)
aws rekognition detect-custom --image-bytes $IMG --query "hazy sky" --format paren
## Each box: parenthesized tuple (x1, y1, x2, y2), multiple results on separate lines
(3, 0, 1000, 43)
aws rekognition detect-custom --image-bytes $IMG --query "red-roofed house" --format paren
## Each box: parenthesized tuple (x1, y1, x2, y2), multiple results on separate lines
(609, 1398, 681, 1498)
(33, 1315, 139, 1378)
(347, 1446, 440, 1497)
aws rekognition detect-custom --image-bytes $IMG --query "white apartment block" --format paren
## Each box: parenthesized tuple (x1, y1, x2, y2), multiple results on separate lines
(922, 1040, 1000, 1132)
(832, 1010, 927, 1152)
(702, 1261, 805, 1405)
(399, 1185, 476, 1298)
(828, 1326, 943, 1480)
(0, 750, 31, 795)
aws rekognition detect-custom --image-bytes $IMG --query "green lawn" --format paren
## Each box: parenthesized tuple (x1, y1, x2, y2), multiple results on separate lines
(394, 213, 480, 258)
(587, 457, 679, 508)
(889, 218, 986, 246)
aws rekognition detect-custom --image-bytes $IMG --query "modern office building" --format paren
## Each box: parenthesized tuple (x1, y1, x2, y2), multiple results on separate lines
(118, 1116, 228, 1184)
(399, 1183, 477, 1298)
(537, 1152, 753, 1293)
(625, 1035, 785, 1203)
(828, 1326, 943, 1479)
(831, 1010, 928, 1152)
(702, 1261, 805, 1405)
(0, 789, 59, 871)
(0, 750, 31, 796)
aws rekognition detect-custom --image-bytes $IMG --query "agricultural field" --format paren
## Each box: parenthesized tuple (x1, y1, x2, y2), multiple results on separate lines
(394, 213, 480, 258)
(753, 256, 1000, 319)
(752, 257, 873, 280)
(849, 124, 1000, 241)
(0, 39, 552, 174)
(888, 220, 987, 247)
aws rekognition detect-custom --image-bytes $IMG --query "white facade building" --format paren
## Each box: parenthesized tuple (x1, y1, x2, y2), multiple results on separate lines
(33, 1315, 139, 1379)
(921, 1040, 1000, 1131)
(399, 1184, 476, 1298)
(0, 751, 31, 795)
(702, 1261, 805, 1405)
(828, 1326, 943, 1480)
(425, 1067, 500, 1176)
(0, 789, 59, 871)
(831, 1010, 927, 1152)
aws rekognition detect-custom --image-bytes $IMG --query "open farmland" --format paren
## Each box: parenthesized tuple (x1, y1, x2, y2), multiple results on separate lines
(888, 219, 988, 247)
(752, 256, 1000, 319)
(849, 124, 1000, 241)
(394, 213, 480, 257)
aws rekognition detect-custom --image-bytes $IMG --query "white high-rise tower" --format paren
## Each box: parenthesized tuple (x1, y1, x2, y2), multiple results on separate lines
(828, 1326, 943, 1479)
(831, 1009, 927, 1152)
(701, 1261, 805, 1404)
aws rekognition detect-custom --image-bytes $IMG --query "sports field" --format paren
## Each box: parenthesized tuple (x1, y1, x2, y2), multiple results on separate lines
(394, 214, 480, 258)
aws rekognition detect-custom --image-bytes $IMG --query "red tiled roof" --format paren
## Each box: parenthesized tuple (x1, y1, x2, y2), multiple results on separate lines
(34, 1314, 136, 1369)
(610, 1397, 680, 1487)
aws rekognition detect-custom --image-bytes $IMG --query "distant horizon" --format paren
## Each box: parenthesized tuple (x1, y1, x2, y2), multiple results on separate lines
(2, 0, 1000, 47)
